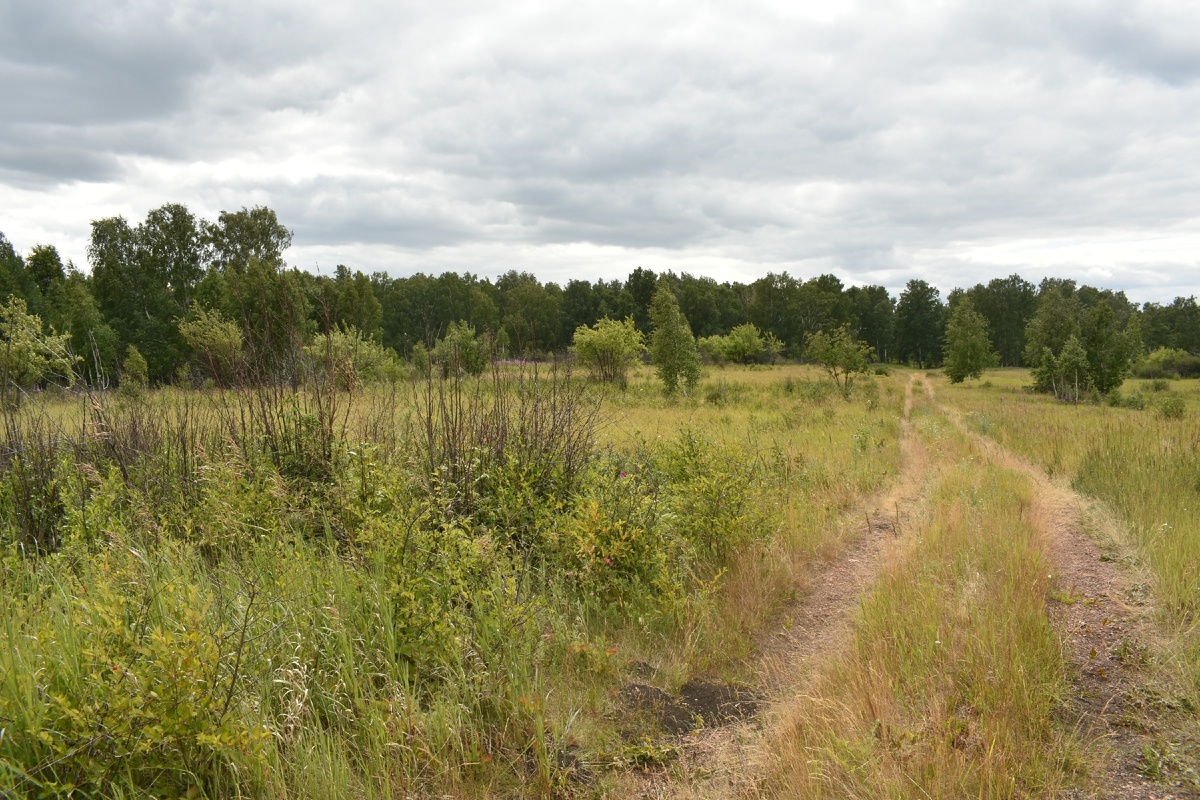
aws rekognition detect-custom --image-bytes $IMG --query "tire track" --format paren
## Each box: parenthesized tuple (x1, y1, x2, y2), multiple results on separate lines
(933, 383, 1196, 799)
(618, 374, 933, 800)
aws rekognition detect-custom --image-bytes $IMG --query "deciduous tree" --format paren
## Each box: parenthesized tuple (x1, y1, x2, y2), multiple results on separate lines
(804, 324, 873, 399)
(572, 317, 644, 386)
(649, 285, 700, 395)
(943, 298, 998, 383)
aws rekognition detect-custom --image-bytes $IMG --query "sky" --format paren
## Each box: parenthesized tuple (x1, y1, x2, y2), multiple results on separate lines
(2, 0, 1199, 303)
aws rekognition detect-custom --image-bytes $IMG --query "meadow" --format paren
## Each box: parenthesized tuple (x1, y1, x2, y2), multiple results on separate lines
(0, 364, 902, 798)
(2, 363, 1197, 799)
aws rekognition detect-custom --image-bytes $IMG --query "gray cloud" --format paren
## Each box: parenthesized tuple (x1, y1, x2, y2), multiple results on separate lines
(1, 0, 1199, 301)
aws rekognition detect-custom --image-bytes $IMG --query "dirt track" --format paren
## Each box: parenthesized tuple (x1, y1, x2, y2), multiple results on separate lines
(933, 382, 1197, 799)
(617, 374, 1196, 799)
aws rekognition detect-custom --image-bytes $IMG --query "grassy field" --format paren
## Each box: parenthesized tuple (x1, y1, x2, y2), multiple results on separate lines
(3, 363, 1197, 798)
(0, 364, 903, 798)
(939, 369, 1200, 693)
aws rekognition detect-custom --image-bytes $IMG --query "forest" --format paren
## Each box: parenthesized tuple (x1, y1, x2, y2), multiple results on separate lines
(2, 203, 1198, 389)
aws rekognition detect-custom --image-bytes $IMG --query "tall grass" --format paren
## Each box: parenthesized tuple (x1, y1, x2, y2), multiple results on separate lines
(940, 372, 1200, 692)
(765, 406, 1077, 798)
(0, 364, 904, 798)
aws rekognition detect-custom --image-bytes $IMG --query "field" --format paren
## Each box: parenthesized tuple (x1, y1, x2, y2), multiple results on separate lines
(1, 365, 1197, 798)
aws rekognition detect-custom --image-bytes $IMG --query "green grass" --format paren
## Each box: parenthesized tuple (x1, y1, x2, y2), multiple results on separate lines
(938, 370, 1200, 694)
(0, 365, 905, 798)
(766, 397, 1078, 798)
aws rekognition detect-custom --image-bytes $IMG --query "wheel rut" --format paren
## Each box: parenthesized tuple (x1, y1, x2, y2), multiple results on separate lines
(616, 375, 933, 799)
(759, 373, 928, 686)
(934, 383, 1197, 800)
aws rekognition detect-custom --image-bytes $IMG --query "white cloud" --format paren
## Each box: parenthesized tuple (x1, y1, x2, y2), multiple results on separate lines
(2, 0, 1199, 301)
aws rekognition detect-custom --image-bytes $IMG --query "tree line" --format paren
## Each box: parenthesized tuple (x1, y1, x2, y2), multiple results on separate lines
(1, 202, 1199, 391)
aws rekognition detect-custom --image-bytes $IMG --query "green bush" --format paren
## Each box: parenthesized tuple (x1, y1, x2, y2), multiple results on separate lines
(1159, 394, 1185, 420)
(1133, 347, 1200, 379)
(571, 317, 644, 386)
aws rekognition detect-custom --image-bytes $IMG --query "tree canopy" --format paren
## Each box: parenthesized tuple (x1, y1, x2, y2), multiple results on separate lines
(5, 201, 1200, 393)
(943, 298, 998, 383)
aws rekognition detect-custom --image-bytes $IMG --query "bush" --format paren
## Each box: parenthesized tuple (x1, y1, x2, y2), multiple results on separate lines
(571, 317, 644, 386)
(304, 325, 404, 390)
(1133, 347, 1200, 379)
(805, 325, 873, 399)
(122, 345, 149, 393)
(1159, 394, 1185, 420)
(432, 321, 489, 377)
(0, 296, 78, 406)
(180, 307, 244, 386)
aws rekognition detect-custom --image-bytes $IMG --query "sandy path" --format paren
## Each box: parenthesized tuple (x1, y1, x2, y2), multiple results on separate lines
(934, 385, 1195, 800)
(623, 375, 934, 800)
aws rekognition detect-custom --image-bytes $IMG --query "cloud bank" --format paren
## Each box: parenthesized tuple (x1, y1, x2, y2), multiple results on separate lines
(2, 0, 1199, 300)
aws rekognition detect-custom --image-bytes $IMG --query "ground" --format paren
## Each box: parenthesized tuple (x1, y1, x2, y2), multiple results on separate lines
(602, 372, 1198, 799)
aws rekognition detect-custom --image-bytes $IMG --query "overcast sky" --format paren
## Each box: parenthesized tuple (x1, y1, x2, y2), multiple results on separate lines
(2, 0, 1199, 302)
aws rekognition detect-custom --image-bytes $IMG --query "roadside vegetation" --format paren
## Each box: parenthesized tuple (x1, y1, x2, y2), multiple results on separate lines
(0, 362, 901, 798)
(941, 371, 1200, 697)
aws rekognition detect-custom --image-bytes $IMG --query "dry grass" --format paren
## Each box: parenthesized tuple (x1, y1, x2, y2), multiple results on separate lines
(762, 396, 1078, 799)
(938, 370, 1200, 694)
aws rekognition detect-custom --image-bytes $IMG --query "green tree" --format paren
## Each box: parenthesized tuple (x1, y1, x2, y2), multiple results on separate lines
(966, 274, 1036, 366)
(571, 317, 644, 386)
(410, 341, 431, 378)
(0, 233, 42, 314)
(624, 267, 659, 333)
(89, 207, 200, 382)
(179, 307, 244, 386)
(204, 206, 292, 275)
(432, 321, 489, 377)
(747, 272, 803, 353)
(1024, 290, 1081, 382)
(305, 325, 403, 390)
(223, 258, 311, 385)
(25, 244, 65, 300)
(1025, 288, 1138, 397)
(47, 269, 118, 384)
(1033, 335, 1090, 402)
(846, 284, 895, 362)
(649, 284, 700, 395)
(1082, 303, 1138, 394)
(497, 271, 560, 354)
(943, 298, 998, 383)
(895, 279, 945, 368)
(804, 324, 873, 399)
(0, 296, 77, 405)
(121, 344, 149, 392)
(724, 323, 766, 364)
